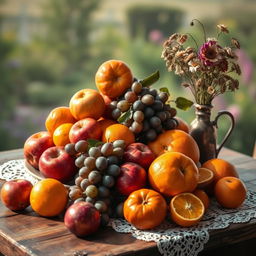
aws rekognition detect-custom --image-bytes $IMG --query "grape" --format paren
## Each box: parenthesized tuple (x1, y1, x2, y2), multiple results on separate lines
(113, 140, 126, 149)
(112, 108, 122, 119)
(117, 100, 130, 112)
(64, 143, 76, 155)
(75, 176, 83, 186)
(149, 88, 157, 97)
(95, 156, 108, 171)
(88, 147, 101, 158)
(100, 143, 113, 156)
(130, 121, 143, 134)
(125, 91, 138, 103)
(140, 87, 150, 96)
(79, 166, 91, 178)
(152, 100, 164, 111)
(98, 186, 110, 198)
(165, 111, 171, 119)
(80, 178, 91, 191)
(112, 147, 124, 157)
(85, 196, 96, 204)
(102, 175, 115, 188)
(155, 124, 163, 134)
(157, 92, 169, 103)
(74, 198, 84, 203)
(123, 118, 133, 127)
(144, 107, 155, 118)
(116, 202, 124, 218)
(88, 170, 102, 184)
(131, 81, 142, 94)
(163, 118, 177, 130)
(101, 197, 111, 206)
(156, 111, 167, 122)
(169, 107, 177, 117)
(69, 189, 83, 201)
(107, 155, 119, 165)
(75, 154, 86, 168)
(146, 129, 157, 141)
(132, 100, 145, 111)
(109, 101, 118, 109)
(84, 156, 96, 170)
(75, 140, 88, 153)
(142, 120, 150, 132)
(95, 200, 108, 213)
(133, 110, 144, 123)
(149, 116, 161, 128)
(141, 94, 154, 105)
(85, 185, 98, 198)
(106, 164, 121, 177)
(100, 213, 110, 226)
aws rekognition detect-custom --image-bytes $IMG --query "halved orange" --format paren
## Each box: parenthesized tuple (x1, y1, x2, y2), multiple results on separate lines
(170, 193, 205, 227)
(197, 167, 214, 189)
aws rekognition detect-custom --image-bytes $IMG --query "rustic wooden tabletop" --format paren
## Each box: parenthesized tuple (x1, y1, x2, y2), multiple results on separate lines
(0, 148, 256, 256)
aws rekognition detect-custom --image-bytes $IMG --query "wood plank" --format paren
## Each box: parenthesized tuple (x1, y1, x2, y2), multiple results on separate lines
(0, 148, 256, 256)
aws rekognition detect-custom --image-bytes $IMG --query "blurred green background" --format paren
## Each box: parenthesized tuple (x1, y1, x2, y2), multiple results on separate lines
(0, 0, 255, 156)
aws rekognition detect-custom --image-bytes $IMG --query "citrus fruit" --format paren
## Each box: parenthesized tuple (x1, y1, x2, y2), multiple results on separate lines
(53, 123, 73, 146)
(97, 118, 117, 134)
(202, 158, 239, 184)
(148, 152, 199, 196)
(69, 89, 105, 120)
(102, 124, 135, 146)
(214, 176, 246, 208)
(124, 189, 167, 230)
(30, 178, 68, 217)
(193, 189, 210, 210)
(170, 192, 205, 227)
(148, 129, 200, 163)
(175, 116, 190, 133)
(197, 167, 214, 189)
(95, 60, 133, 99)
(45, 106, 77, 135)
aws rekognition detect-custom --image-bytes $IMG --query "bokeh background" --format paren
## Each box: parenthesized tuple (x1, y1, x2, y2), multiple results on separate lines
(0, 0, 255, 155)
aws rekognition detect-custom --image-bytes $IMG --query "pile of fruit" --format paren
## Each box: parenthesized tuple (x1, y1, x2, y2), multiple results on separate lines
(0, 60, 247, 237)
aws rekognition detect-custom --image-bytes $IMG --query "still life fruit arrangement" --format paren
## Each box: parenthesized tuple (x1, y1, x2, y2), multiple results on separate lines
(0, 58, 246, 237)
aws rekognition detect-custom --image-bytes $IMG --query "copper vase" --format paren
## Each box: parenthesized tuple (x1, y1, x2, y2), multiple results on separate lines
(190, 104, 235, 164)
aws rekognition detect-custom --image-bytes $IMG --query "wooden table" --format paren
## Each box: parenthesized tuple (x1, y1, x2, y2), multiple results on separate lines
(0, 148, 256, 256)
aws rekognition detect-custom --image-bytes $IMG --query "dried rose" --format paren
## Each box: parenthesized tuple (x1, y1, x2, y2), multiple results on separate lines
(217, 24, 229, 33)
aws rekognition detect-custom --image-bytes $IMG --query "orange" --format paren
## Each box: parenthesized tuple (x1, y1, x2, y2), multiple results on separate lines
(202, 158, 239, 185)
(197, 167, 214, 189)
(148, 152, 199, 196)
(45, 106, 77, 135)
(102, 124, 135, 146)
(170, 193, 205, 227)
(69, 89, 105, 120)
(53, 123, 73, 146)
(193, 189, 210, 210)
(30, 178, 68, 217)
(148, 129, 200, 164)
(124, 189, 167, 230)
(214, 176, 247, 208)
(175, 116, 190, 133)
(97, 118, 117, 134)
(95, 60, 133, 99)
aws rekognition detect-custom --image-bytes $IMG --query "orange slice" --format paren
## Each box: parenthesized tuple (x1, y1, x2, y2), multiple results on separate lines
(170, 193, 205, 227)
(197, 167, 214, 189)
(193, 189, 210, 210)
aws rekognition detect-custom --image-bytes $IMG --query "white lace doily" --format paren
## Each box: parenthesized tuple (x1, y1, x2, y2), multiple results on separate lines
(1, 160, 256, 256)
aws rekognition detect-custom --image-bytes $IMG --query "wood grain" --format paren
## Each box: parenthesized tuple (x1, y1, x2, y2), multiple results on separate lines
(0, 148, 256, 256)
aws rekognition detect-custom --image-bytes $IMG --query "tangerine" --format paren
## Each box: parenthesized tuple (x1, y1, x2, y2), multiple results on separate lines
(53, 123, 73, 146)
(193, 189, 210, 210)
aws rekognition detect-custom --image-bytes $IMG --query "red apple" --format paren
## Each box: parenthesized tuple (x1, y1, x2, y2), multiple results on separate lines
(24, 131, 54, 169)
(64, 202, 100, 237)
(69, 118, 102, 143)
(39, 146, 77, 182)
(123, 142, 155, 169)
(116, 162, 147, 196)
(0, 179, 33, 211)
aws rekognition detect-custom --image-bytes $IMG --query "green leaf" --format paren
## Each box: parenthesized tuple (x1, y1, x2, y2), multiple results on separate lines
(117, 108, 133, 123)
(87, 139, 103, 149)
(175, 97, 194, 110)
(159, 87, 170, 96)
(140, 70, 160, 87)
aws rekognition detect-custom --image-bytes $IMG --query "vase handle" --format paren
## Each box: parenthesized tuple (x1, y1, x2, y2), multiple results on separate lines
(212, 110, 235, 157)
